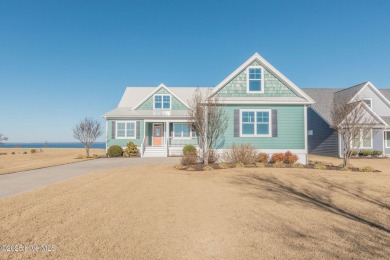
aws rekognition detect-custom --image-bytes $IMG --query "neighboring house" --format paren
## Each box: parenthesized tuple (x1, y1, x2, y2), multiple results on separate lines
(103, 53, 314, 163)
(304, 82, 390, 157)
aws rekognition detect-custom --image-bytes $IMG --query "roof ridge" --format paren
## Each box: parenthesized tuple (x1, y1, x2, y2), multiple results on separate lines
(333, 81, 368, 93)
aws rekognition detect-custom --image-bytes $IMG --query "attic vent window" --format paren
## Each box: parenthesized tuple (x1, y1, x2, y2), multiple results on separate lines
(247, 66, 264, 93)
(363, 98, 372, 108)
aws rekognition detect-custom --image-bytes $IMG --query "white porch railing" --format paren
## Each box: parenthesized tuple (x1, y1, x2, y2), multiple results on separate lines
(168, 137, 200, 146)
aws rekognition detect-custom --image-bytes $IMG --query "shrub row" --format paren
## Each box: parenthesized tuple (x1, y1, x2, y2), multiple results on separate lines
(350, 150, 382, 157)
(107, 142, 139, 157)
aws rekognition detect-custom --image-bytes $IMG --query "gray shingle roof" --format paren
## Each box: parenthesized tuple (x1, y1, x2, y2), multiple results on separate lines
(303, 82, 390, 125)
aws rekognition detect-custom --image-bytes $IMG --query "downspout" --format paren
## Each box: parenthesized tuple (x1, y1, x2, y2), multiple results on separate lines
(304, 105, 308, 164)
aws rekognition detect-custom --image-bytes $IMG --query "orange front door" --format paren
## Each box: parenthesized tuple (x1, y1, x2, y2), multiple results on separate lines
(153, 124, 163, 146)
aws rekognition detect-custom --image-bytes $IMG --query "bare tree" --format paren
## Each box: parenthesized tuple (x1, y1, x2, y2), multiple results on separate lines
(73, 117, 103, 157)
(331, 100, 378, 168)
(188, 88, 228, 165)
(0, 134, 8, 145)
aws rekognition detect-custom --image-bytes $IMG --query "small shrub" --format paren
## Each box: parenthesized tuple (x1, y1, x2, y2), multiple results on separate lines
(174, 164, 186, 170)
(359, 150, 372, 157)
(218, 163, 230, 169)
(30, 149, 37, 154)
(76, 154, 87, 159)
(107, 145, 123, 157)
(183, 145, 197, 155)
(187, 166, 196, 171)
(255, 162, 265, 168)
(181, 154, 198, 166)
(23, 151, 27, 154)
(203, 165, 214, 171)
(11, 152, 15, 155)
(123, 142, 139, 157)
(372, 150, 382, 156)
(292, 163, 304, 168)
(283, 151, 298, 164)
(273, 161, 285, 168)
(208, 150, 219, 164)
(221, 144, 257, 165)
(360, 166, 374, 172)
(0, 153, 7, 155)
(235, 162, 245, 168)
(313, 162, 326, 170)
(256, 153, 269, 163)
(271, 153, 285, 163)
(92, 154, 99, 158)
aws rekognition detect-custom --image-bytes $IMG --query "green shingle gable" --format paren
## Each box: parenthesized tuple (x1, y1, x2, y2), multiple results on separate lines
(136, 87, 188, 110)
(215, 61, 298, 97)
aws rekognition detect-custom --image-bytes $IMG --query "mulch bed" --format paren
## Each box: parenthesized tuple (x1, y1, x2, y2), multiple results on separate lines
(177, 162, 381, 173)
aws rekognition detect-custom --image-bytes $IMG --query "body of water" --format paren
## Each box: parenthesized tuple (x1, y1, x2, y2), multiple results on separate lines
(0, 142, 106, 149)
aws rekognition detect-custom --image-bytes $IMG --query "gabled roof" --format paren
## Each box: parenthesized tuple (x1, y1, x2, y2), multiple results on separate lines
(210, 53, 315, 104)
(303, 82, 390, 127)
(118, 84, 211, 109)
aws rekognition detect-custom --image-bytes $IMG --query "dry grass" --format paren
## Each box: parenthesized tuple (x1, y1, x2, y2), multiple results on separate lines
(309, 154, 390, 172)
(0, 148, 105, 175)
(0, 165, 389, 259)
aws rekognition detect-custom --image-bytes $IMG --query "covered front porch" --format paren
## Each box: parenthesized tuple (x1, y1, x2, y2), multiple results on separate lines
(141, 121, 199, 157)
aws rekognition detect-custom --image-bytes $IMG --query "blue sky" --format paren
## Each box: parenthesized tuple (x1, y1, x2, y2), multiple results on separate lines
(1, 0, 390, 142)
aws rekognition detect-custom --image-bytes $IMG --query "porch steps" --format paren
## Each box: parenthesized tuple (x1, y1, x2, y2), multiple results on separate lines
(143, 146, 168, 157)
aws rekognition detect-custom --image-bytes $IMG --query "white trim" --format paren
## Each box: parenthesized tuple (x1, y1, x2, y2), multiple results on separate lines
(239, 109, 272, 137)
(210, 53, 315, 104)
(133, 83, 190, 110)
(172, 123, 192, 139)
(338, 102, 388, 127)
(385, 131, 390, 149)
(115, 121, 136, 139)
(246, 66, 264, 93)
(304, 105, 308, 164)
(214, 100, 313, 105)
(350, 82, 390, 109)
(153, 94, 171, 110)
(105, 120, 108, 153)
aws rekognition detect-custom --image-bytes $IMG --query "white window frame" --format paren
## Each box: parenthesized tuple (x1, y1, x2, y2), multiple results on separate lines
(116, 121, 136, 139)
(172, 123, 192, 139)
(153, 94, 171, 110)
(363, 98, 373, 109)
(246, 66, 264, 93)
(350, 128, 373, 149)
(385, 131, 390, 148)
(240, 109, 272, 137)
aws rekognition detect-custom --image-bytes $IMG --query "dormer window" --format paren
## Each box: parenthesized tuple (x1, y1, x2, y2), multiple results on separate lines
(247, 66, 264, 93)
(363, 98, 372, 108)
(154, 94, 171, 109)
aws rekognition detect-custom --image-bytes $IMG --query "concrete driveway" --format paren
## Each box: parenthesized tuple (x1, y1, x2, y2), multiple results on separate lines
(0, 157, 179, 199)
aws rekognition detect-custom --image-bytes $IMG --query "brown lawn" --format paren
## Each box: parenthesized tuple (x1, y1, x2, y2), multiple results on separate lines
(0, 165, 389, 259)
(309, 154, 390, 172)
(0, 148, 105, 175)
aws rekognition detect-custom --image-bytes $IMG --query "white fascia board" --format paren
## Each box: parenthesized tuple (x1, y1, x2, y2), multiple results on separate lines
(210, 53, 315, 104)
(350, 81, 390, 108)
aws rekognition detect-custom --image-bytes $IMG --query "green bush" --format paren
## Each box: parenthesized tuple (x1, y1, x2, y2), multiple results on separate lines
(292, 163, 304, 168)
(183, 145, 197, 155)
(359, 150, 372, 157)
(31, 149, 37, 154)
(218, 163, 230, 169)
(235, 162, 245, 168)
(273, 161, 285, 168)
(372, 150, 382, 156)
(255, 162, 266, 168)
(174, 164, 186, 170)
(107, 145, 123, 157)
(124, 142, 139, 157)
(349, 150, 358, 157)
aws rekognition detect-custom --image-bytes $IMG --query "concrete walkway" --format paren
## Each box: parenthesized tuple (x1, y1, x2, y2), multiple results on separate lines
(0, 157, 180, 199)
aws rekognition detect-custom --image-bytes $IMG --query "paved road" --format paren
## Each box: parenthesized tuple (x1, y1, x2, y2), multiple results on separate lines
(0, 157, 180, 199)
